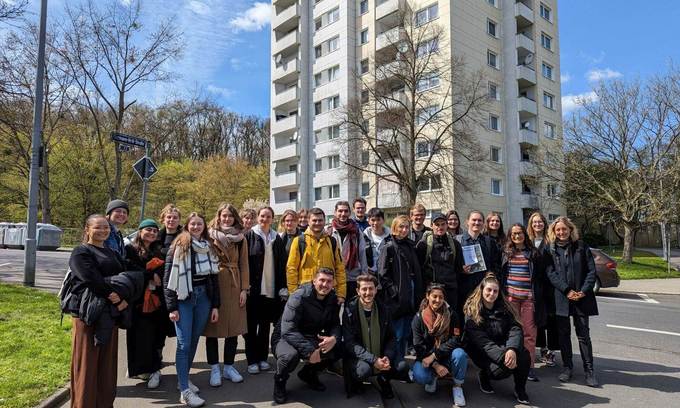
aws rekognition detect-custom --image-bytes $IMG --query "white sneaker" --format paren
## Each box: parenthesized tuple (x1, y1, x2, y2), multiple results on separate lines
(247, 363, 260, 374)
(223, 365, 244, 383)
(177, 380, 200, 393)
(424, 376, 437, 393)
(209, 365, 222, 387)
(180, 389, 205, 407)
(453, 386, 466, 407)
(147, 371, 161, 389)
(258, 361, 271, 371)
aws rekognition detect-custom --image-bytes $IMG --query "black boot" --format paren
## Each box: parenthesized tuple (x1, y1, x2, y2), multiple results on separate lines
(298, 365, 326, 391)
(273, 374, 287, 404)
(377, 375, 394, 399)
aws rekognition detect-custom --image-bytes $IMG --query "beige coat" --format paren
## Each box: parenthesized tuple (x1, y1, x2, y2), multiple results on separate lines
(203, 238, 249, 338)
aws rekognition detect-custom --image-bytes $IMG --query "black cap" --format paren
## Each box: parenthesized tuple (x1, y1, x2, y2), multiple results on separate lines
(431, 212, 446, 223)
(106, 199, 129, 215)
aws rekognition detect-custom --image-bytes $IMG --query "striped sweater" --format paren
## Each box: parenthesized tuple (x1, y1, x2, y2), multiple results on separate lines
(506, 253, 532, 301)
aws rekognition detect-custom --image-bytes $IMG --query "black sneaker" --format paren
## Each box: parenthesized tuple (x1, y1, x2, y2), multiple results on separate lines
(377, 375, 394, 399)
(298, 366, 326, 391)
(558, 367, 573, 383)
(515, 388, 530, 405)
(585, 371, 599, 387)
(527, 368, 540, 382)
(478, 370, 494, 394)
(273, 376, 287, 404)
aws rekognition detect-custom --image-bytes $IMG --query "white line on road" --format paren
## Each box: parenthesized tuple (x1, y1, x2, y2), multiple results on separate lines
(0, 262, 11, 267)
(598, 294, 659, 304)
(637, 293, 660, 304)
(607, 324, 680, 337)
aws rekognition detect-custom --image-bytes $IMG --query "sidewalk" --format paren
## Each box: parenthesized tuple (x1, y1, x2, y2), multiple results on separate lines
(601, 278, 680, 295)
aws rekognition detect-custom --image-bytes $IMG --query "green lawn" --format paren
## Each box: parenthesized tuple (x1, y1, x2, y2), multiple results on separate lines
(0, 284, 71, 408)
(606, 248, 680, 280)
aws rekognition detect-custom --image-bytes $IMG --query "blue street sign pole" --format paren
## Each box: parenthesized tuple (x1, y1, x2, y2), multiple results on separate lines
(139, 143, 150, 223)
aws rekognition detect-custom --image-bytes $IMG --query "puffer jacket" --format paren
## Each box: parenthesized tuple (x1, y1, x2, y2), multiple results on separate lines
(464, 302, 524, 365)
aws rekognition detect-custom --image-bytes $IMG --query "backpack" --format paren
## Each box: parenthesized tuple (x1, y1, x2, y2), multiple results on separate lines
(58, 268, 76, 325)
(297, 232, 337, 269)
(422, 231, 457, 283)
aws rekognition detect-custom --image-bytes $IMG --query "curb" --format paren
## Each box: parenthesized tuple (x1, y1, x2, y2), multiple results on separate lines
(35, 385, 69, 408)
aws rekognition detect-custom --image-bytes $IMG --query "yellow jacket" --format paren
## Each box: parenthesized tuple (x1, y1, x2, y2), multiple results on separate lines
(286, 230, 347, 299)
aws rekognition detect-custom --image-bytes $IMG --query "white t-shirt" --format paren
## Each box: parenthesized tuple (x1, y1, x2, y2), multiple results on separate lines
(365, 227, 391, 270)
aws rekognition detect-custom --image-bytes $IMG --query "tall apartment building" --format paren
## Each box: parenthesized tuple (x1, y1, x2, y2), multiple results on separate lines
(270, 0, 564, 224)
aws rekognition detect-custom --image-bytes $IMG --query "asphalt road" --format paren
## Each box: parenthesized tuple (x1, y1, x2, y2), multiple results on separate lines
(1, 249, 679, 407)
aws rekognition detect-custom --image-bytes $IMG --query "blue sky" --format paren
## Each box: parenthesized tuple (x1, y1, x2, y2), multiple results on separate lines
(18, 0, 680, 118)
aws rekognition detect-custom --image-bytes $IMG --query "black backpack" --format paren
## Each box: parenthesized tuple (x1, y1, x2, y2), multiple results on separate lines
(58, 268, 76, 324)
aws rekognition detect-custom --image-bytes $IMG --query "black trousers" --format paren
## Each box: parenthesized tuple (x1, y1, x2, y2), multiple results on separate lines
(245, 295, 280, 365)
(275, 338, 340, 380)
(346, 281, 357, 302)
(536, 314, 560, 350)
(556, 314, 594, 371)
(126, 309, 166, 377)
(344, 357, 408, 382)
(206, 336, 238, 365)
(466, 344, 530, 391)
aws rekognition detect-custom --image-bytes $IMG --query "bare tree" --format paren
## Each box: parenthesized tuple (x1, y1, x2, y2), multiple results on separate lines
(55, 0, 183, 199)
(0, 0, 27, 22)
(338, 8, 486, 207)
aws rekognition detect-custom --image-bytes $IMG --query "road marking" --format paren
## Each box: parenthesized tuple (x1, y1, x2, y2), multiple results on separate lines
(598, 293, 659, 304)
(607, 324, 680, 337)
(0, 263, 11, 267)
(637, 293, 660, 304)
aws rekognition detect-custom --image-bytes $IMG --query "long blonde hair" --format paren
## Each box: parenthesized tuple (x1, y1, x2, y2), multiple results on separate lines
(546, 216, 579, 243)
(526, 212, 548, 243)
(278, 209, 299, 233)
(464, 273, 519, 325)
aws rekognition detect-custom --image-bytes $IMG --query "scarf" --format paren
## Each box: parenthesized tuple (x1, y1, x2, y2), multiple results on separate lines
(210, 226, 244, 288)
(167, 238, 219, 300)
(419, 298, 451, 348)
(252, 225, 278, 298)
(332, 218, 360, 270)
(358, 302, 381, 371)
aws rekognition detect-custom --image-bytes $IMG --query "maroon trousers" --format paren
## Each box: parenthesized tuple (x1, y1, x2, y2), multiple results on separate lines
(70, 317, 118, 408)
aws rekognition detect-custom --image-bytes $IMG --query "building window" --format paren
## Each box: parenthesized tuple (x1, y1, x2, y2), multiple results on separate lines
(487, 50, 499, 68)
(415, 3, 438, 27)
(487, 0, 498, 7)
(548, 213, 559, 222)
(361, 150, 369, 165)
(315, 125, 341, 143)
(361, 89, 369, 104)
(360, 28, 369, 45)
(542, 62, 554, 80)
(361, 182, 370, 197)
(490, 146, 502, 163)
(314, 187, 322, 201)
(314, 36, 339, 59)
(315, 95, 341, 116)
(360, 0, 368, 14)
(314, 159, 322, 172)
(315, 184, 340, 200)
(416, 73, 440, 92)
(417, 106, 438, 125)
(416, 141, 437, 158)
(360, 58, 369, 75)
(540, 3, 552, 22)
(547, 183, 558, 197)
(543, 92, 555, 109)
(315, 155, 339, 171)
(544, 121, 556, 138)
(288, 191, 298, 201)
(488, 82, 499, 100)
(315, 7, 340, 31)
(489, 114, 500, 131)
(491, 178, 503, 196)
(418, 174, 442, 192)
(541, 33, 553, 51)
(416, 37, 439, 58)
(487, 19, 497, 37)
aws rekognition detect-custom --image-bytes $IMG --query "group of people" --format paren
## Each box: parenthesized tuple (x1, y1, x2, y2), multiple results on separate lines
(66, 198, 599, 407)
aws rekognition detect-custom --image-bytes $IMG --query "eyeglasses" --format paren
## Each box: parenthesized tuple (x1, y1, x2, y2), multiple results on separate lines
(511, 232, 524, 236)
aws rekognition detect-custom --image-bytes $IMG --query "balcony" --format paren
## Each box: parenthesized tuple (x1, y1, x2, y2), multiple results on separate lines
(517, 65, 537, 87)
(272, 200, 298, 214)
(273, 59, 299, 83)
(519, 193, 540, 209)
(520, 160, 539, 180)
(377, 90, 408, 111)
(518, 96, 537, 116)
(376, 26, 405, 50)
(375, 60, 402, 81)
(376, 0, 405, 21)
(519, 128, 538, 146)
(271, 143, 299, 162)
(273, 86, 298, 110)
(271, 115, 298, 136)
(272, 171, 298, 188)
(516, 33, 535, 54)
(515, 2, 534, 27)
(272, 3, 299, 33)
(272, 29, 299, 56)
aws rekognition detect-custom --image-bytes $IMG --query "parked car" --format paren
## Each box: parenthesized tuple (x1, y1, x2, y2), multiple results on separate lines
(590, 248, 621, 293)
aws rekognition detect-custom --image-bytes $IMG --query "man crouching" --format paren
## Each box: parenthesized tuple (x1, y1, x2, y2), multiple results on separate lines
(273, 267, 341, 404)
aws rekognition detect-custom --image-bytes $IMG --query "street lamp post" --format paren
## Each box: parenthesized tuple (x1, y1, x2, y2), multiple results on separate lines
(23, 0, 48, 286)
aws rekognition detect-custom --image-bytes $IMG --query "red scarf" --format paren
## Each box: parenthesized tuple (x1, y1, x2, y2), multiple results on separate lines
(332, 218, 360, 270)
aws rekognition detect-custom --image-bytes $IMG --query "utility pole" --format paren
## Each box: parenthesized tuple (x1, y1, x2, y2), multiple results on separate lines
(23, 0, 48, 287)
(139, 142, 150, 222)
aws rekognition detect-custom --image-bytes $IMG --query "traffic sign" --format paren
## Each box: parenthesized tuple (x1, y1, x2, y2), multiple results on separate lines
(117, 144, 132, 153)
(133, 156, 158, 180)
(111, 132, 147, 148)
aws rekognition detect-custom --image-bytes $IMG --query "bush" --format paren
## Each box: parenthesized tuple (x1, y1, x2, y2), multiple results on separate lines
(582, 232, 608, 248)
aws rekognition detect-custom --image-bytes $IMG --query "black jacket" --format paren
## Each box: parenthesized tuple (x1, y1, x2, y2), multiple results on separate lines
(456, 232, 501, 298)
(280, 283, 341, 359)
(535, 241, 556, 316)
(416, 233, 464, 290)
(465, 302, 524, 365)
(378, 237, 424, 319)
(342, 298, 396, 364)
(499, 248, 548, 327)
(412, 308, 463, 363)
(245, 230, 287, 298)
(158, 227, 182, 257)
(163, 247, 221, 313)
(546, 240, 598, 317)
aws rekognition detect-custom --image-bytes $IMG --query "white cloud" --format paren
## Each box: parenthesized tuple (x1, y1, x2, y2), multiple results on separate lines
(207, 85, 234, 99)
(561, 91, 598, 116)
(586, 68, 623, 82)
(560, 73, 572, 84)
(229, 2, 270, 32)
(187, 1, 210, 15)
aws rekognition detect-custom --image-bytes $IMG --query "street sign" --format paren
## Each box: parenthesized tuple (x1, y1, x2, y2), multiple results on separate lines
(133, 156, 158, 180)
(111, 131, 147, 148)
(117, 144, 132, 153)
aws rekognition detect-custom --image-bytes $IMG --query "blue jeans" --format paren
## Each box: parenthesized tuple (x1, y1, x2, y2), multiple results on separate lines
(174, 285, 211, 391)
(392, 314, 414, 364)
(412, 348, 468, 386)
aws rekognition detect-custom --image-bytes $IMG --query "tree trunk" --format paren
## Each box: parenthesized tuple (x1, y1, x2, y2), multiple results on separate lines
(621, 223, 636, 264)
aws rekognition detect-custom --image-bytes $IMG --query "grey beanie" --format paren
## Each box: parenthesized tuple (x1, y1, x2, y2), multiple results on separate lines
(106, 199, 129, 215)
